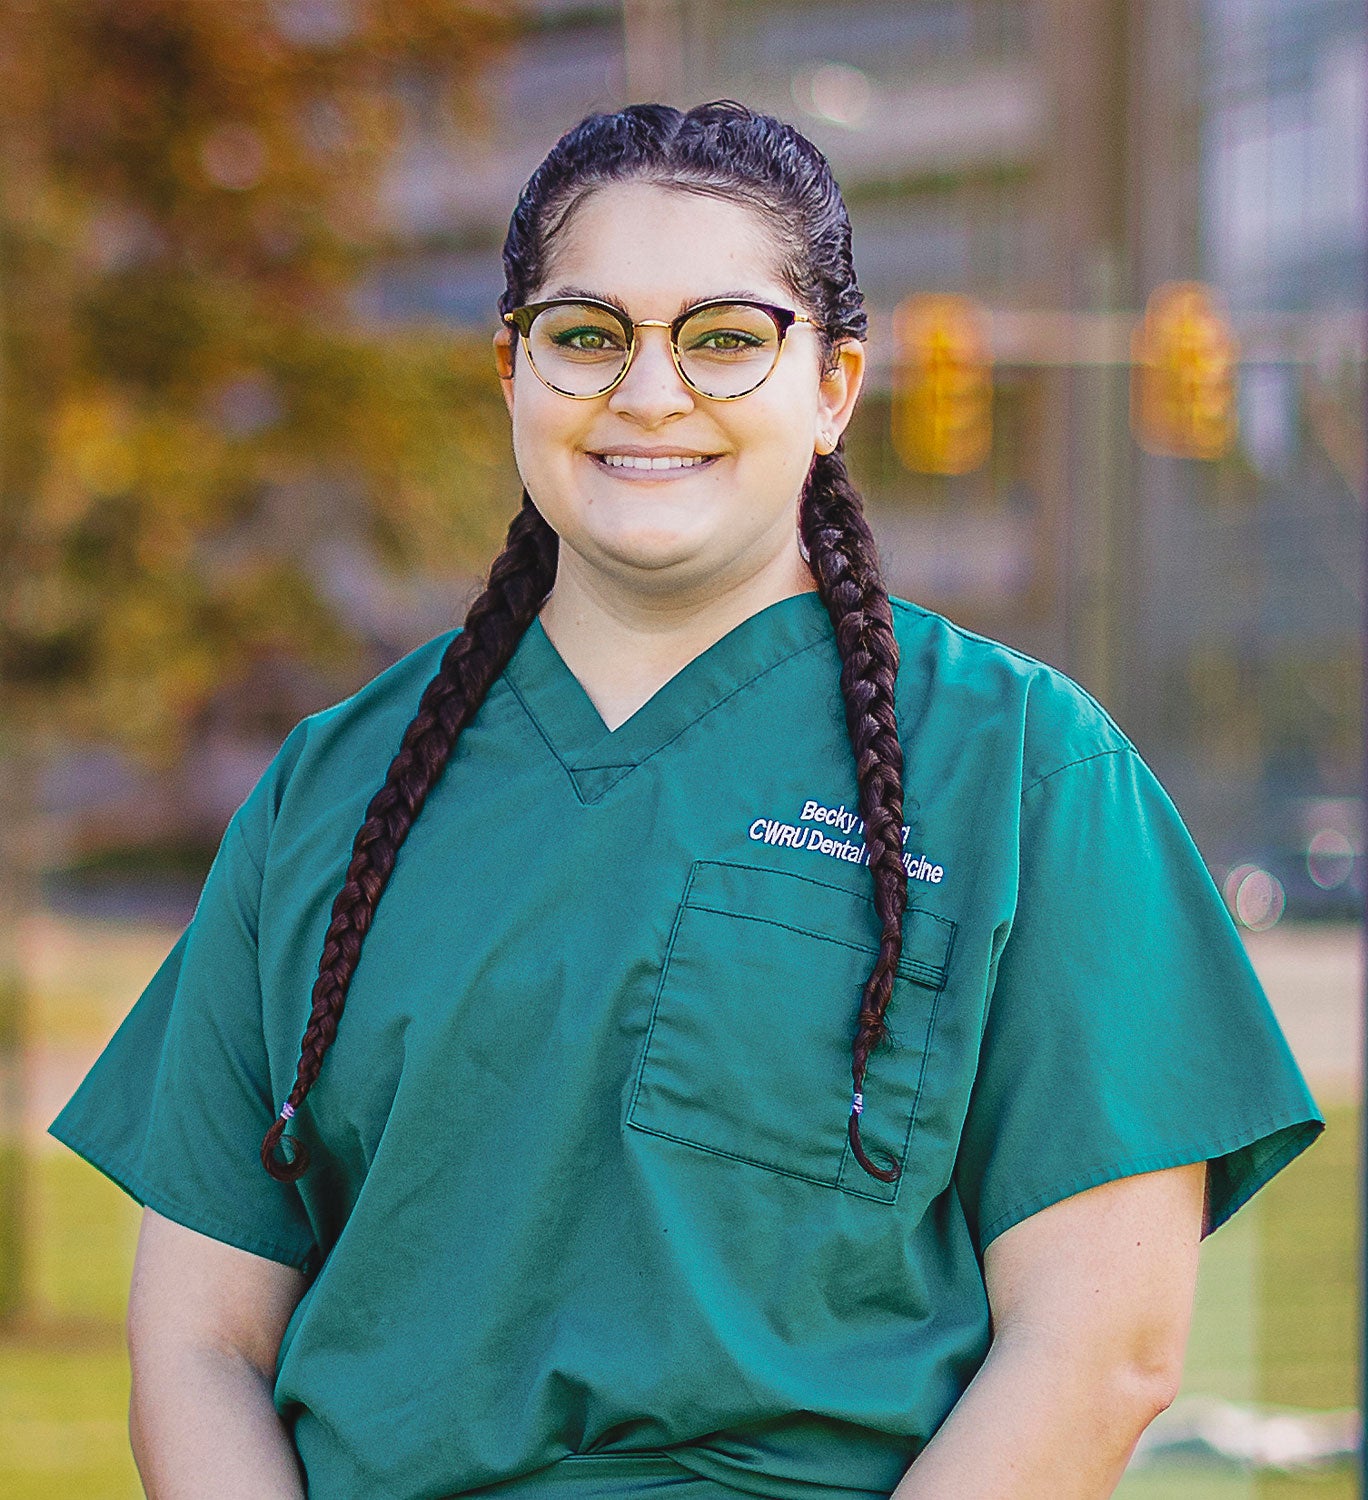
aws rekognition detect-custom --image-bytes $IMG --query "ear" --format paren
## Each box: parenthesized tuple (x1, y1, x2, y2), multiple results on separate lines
(814, 338, 865, 455)
(493, 326, 516, 418)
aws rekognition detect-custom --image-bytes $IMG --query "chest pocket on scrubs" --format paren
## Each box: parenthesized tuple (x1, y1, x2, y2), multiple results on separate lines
(626, 859, 956, 1205)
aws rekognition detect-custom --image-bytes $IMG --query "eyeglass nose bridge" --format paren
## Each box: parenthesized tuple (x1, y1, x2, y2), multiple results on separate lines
(608, 317, 691, 398)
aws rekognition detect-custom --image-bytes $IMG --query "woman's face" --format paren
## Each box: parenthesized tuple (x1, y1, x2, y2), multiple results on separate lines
(492, 179, 864, 601)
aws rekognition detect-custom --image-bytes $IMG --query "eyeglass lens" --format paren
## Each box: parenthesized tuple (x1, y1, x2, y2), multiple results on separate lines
(524, 302, 783, 398)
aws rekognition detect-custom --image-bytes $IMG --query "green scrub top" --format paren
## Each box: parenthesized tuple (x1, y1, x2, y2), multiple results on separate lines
(49, 589, 1326, 1500)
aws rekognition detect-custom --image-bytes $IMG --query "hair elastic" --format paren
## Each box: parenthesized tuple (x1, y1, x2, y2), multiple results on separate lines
(278, 1101, 296, 1121)
(851, 1092, 863, 1115)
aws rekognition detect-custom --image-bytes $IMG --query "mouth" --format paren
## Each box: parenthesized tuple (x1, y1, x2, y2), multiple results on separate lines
(587, 452, 723, 476)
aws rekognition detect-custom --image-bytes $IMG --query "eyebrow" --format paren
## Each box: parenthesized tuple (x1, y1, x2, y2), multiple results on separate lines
(545, 285, 776, 318)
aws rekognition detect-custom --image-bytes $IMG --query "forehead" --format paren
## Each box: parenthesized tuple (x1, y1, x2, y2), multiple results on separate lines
(537, 180, 792, 311)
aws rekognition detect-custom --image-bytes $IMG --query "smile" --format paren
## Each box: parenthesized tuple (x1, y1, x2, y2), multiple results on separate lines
(589, 453, 721, 473)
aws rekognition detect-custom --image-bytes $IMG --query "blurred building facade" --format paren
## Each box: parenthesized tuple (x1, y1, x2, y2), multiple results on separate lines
(46, 0, 1366, 920)
(352, 0, 1365, 915)
(1184, 0, 1363, 911)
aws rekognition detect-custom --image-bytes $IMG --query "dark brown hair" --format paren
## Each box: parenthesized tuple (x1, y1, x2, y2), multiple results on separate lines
(261, 100, 909, 1186)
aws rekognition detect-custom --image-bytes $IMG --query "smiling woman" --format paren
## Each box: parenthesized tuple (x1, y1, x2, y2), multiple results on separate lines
(47, 100, 1324, 1500)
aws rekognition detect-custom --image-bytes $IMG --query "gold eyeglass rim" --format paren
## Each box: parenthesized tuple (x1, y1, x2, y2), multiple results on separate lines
(501, 294, 818, 401)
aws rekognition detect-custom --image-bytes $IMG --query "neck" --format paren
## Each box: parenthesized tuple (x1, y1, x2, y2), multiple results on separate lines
(538, 542, 818, 732)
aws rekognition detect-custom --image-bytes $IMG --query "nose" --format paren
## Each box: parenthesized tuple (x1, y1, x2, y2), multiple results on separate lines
(606, 324, 695, 423)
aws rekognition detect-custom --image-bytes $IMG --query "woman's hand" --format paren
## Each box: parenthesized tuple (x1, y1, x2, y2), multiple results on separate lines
(892, 1160, 1207, 1499)
(127, 1208, 311, 1499)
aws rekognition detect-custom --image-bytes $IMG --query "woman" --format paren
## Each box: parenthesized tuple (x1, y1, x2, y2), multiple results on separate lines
(51, 101, 1324, 1500)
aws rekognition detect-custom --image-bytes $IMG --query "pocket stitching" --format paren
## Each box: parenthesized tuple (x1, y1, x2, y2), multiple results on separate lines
(625, 860, 702, 1138)
(626, 1116, 861, 1188)
(688, 858, 957, 975)
(628, 860, 958, 1201)
(697, 857, 954, 919)
(834, 930, 954, 1200)
(683, 902, 946, 988)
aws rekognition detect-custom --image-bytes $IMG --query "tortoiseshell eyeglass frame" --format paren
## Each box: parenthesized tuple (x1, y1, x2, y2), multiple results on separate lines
(501, 295, 817, 400)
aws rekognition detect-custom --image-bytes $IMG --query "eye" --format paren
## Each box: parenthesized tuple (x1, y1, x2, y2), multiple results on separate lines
(551, 325, 625, 352)
(693, 329, 764, 352)
(678, 303, 779, 359)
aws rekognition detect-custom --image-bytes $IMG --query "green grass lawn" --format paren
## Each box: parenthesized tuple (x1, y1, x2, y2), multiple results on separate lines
(1114, 1095, 1359, 1500)
(3, 1155, 144, 1498)
(3, 915, 1360, 1497)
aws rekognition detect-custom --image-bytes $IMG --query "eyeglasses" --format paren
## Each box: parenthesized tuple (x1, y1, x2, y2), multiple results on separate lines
(501, 296, 817, 401)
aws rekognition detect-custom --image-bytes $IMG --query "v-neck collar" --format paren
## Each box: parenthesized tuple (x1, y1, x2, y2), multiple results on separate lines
(502, 589, 834, 803)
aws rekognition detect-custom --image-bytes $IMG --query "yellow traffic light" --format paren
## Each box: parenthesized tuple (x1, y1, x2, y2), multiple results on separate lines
(890, 293, 992, 475)
(1130, 281, 1239, 460)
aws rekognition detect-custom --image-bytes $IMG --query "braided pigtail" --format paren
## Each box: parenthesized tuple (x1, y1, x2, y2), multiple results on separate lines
(258, 100, 905, 1186)
(261, 493, 558, 1181)
(494, 101, 903, 1183)
(800, 447, 908, 1182)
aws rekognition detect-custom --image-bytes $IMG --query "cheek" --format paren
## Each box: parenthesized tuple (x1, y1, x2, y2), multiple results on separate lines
(511, 386, 579, 477)
(738, 371, 819, 448)
(729, 398, 818, 485)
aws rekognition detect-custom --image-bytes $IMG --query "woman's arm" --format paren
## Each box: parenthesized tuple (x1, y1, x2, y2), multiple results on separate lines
(127, 1208, 311, 1499)
(891, 1160, 1207, 1500)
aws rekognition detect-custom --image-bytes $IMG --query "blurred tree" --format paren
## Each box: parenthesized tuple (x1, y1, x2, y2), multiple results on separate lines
(0, 0, 520, 1324)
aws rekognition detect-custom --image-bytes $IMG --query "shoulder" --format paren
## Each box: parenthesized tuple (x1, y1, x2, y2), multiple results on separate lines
(233, 626, 462, 850)
(888, 595, 1136, 788)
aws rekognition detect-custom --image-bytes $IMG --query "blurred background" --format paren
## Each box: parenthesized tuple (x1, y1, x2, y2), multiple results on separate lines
(0, 0, 1361, 1495)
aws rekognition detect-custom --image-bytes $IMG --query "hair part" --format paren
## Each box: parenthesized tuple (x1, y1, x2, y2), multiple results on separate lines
(263, 99, 908, 1188)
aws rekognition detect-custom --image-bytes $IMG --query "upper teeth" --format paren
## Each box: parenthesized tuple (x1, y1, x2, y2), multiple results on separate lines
(598, 454, 709, 469)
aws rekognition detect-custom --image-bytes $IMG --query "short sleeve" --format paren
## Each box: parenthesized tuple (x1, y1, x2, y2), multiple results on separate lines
(47, 728, 320, 1273)
(953, 745, 1326, 1261)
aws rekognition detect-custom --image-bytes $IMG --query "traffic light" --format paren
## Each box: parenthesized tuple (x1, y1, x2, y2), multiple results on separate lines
(890, 293, 992, 475)
(1130, 281, 1239, 460)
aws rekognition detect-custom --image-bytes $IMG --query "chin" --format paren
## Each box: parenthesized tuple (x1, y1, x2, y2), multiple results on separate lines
(597, 535, 705, 578)
(578, 515, 713, 574)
